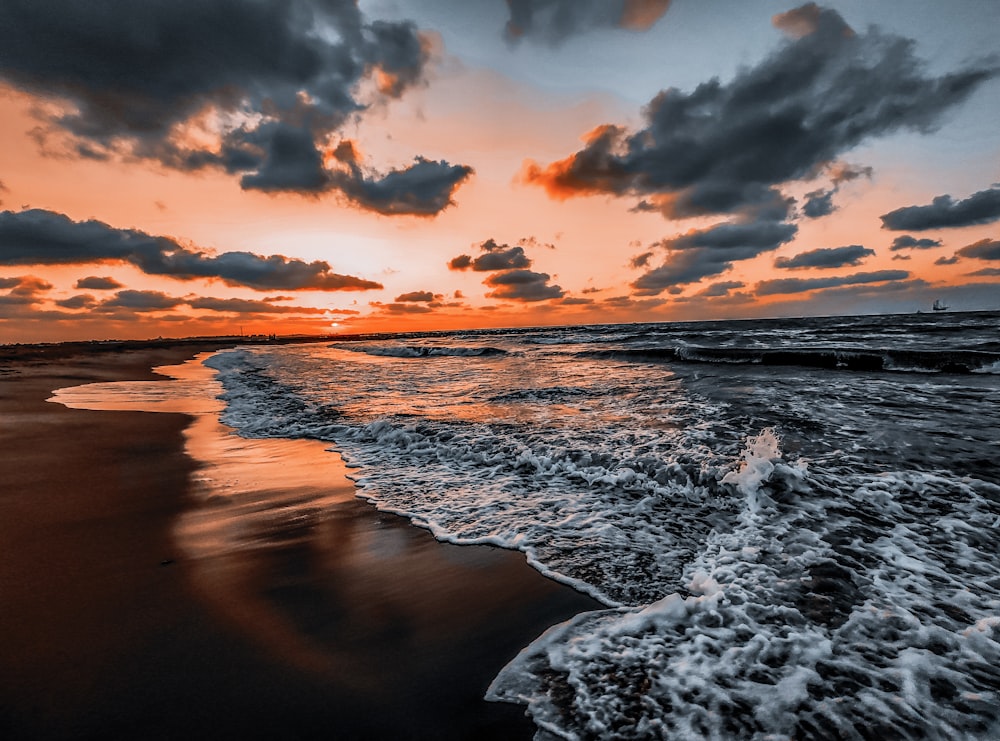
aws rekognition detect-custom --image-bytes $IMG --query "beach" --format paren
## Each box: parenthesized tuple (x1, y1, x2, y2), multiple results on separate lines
(0, 344, 601, 740)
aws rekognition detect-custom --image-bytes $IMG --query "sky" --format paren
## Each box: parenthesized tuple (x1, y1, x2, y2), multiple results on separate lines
(0, 0, 998, 342)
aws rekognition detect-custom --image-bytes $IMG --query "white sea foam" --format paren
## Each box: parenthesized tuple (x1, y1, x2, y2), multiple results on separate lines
(202, 324, 1000, 738)
(488, 431, 1000, 739)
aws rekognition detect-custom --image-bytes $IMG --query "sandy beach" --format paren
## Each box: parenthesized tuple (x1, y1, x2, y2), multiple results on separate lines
(0, 344, 600, 740)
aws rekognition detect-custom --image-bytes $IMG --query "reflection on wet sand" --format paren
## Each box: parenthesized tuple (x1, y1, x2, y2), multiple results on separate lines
(50, 352, 601, 736)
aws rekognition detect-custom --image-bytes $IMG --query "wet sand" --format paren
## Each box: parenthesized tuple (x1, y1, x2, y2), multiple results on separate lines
(0, 344, 600, 740)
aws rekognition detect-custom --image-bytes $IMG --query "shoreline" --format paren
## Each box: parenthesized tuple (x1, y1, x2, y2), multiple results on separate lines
(0, 343, 600, 739)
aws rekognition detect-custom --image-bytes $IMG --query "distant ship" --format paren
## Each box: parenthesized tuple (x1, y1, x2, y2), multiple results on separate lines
(932, 299, 949, 311)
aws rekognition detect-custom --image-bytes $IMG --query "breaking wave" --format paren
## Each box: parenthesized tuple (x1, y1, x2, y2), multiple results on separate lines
(577, 346, 1000, 374)
(330, 343, 507, 358)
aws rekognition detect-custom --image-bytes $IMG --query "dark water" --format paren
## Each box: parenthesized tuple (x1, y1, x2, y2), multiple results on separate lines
(204, 311, 1000, 739)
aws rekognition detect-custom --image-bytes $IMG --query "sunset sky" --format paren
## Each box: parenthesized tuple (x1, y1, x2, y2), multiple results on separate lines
(1, 0, 998, 342)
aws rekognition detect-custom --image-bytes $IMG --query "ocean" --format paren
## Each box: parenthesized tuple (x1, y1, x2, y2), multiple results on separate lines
(195, 309, 1000, 739)
(69, 311, 1000, 738)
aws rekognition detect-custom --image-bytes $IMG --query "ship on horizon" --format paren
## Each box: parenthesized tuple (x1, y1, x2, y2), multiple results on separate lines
(932, 299, 949, 311)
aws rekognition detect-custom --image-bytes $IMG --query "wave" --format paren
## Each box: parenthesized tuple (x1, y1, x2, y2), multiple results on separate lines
(488, 429, 1000, 739)
(331, 343, 508, 358)
(578, 345, 1000, 374)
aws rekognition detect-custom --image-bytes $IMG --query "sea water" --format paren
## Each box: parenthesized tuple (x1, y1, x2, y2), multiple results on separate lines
(202, 311, 998, 738)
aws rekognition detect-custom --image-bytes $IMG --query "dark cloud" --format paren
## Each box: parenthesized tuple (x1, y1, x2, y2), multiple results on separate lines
(523, 6, 995, 220)
(101, 290, 185, 311)
(484, 269, 564, 301)
(934, 255, 960, 266)
(449, 237, 566, 303)
(370, 301, 434, 314)
(75, 275, 124, 290)
(632, 220, 798, 294)
(4, 275, 52, 295)
(81, 291, 335, 315)
(802, 189, 835, 218)
(600, 295, 668, 311)
(799, 164, 873, 218)
(504, 0, 671, 45)
(696, 281, 746, 297)
(448, 239, 532, 271)
(957, 238, 1000, 261)
(755, 269, 910, 296)
(630, 251, 655, 269)
(559, 296, 594, 305)
(774, 244, 873, 269)
(830, 163, 873, 186)
(187, 297, 329, 314)
(55, 294, 98, 309)
(889, 235, 943, 251)
(518, 236, 556, 251)
(0, 1, 472, 214)
(880, 188, 1000, 231)
(0, 209, 383, 292)
(329, 157, 473, 216)
(0, 274, 52, 306)
(394, 290, 436, 302)
(632, 251, 734, 294)
(891, 254, 912, 261)
(968, 267, 1000, 277)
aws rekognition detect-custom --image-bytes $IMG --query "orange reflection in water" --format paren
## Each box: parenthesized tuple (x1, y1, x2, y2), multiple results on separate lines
(49, 354, 600, 711)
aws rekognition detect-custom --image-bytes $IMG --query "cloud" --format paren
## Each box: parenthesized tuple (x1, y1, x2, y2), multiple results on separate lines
(75, 275, 124, 290)
(75, 290, 337, 316)
(880, 188, 1000, 231)
(55, 294, 98, 309)
(754, 269, 910, 296)
(328, 158, 474, 216)
(448, 238, 532, 271)
(957, 238, 1000, 260)
(771, 2, 843, 38)
(187, 297, 330, 314)
(0, 274, 52, 306)
(889, 235, 943, 251)
(774, 244, 874, 269)
(484, 269, 564, 301)
(522, 5, 995, 220)
(802, 189, 835, 218)
(369, 301, 434, 314)
(504, 0, 671, 45)
(968, 267, 1000, 277)
(630, 251, 655, 269)
(600, 295, 668, 311)
(0, 209, 382, 291)
(518, 236, 556, 251)
(413, 235, 569, 306)
(696, 281, 746, 297)
(934, 255, 960, 266)
(632, 219, 798, 294)
(559, 296, 594, 305)
(394, 290, 436, 302)
(101, 290, 185, 311)
(0, 1, 472, 214)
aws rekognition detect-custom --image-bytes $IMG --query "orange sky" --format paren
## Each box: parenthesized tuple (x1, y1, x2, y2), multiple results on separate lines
(1, 1, 998, 343)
